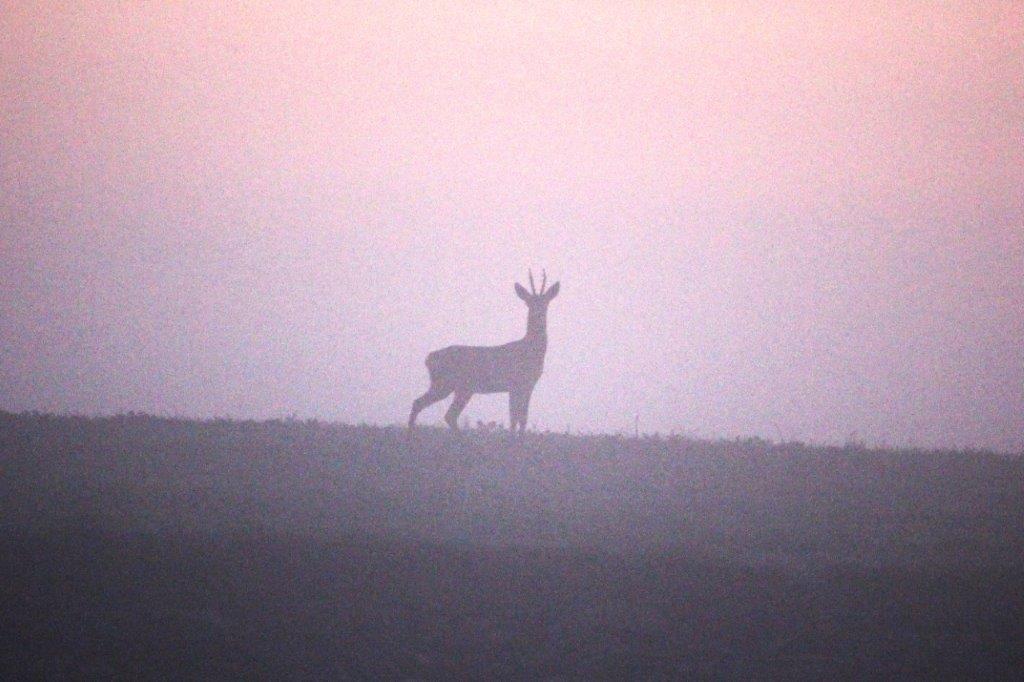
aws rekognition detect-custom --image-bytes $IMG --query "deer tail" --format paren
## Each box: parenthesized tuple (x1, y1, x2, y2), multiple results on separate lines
(425, 350, 442, 381)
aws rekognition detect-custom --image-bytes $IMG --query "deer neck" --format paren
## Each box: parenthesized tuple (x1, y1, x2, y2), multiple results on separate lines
(524, 311, 548, 353)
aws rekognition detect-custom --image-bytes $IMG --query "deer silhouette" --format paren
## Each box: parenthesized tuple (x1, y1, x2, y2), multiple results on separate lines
(409, 270, 560, 434)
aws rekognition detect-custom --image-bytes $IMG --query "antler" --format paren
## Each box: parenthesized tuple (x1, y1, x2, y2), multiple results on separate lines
(526, 269, 550, 295)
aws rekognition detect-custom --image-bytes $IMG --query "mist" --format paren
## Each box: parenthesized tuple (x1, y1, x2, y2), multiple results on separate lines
(3, 2, 1022, 450)
(5, 4, 1024, 677)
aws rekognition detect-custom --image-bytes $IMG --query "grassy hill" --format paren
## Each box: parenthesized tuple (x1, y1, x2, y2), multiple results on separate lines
(2, 412, 1022, 677)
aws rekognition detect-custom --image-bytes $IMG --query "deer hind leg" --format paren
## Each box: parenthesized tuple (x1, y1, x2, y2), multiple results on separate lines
(444, 390, 472, 430)
(409, 384, 453, 428)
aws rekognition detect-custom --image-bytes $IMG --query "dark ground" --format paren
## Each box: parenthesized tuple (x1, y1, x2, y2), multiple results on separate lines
(1, 412, 1022, 678)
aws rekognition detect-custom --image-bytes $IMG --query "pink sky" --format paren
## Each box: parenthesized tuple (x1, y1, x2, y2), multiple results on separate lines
(2, 2, 1022, 449)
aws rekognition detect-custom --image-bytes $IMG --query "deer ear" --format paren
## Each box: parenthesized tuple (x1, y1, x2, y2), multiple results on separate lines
(514, 283, 530, 301)
(544, 281, 560, 300)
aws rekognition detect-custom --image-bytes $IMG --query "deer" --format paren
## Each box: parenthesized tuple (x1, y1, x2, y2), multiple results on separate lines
(409, 270, 560, 435)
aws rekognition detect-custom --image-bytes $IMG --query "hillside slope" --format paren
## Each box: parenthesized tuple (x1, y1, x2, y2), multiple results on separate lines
(2, 413, 1022, 676)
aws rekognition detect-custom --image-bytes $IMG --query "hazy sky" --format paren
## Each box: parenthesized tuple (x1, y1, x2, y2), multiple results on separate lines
(2, 2, 1022, 450)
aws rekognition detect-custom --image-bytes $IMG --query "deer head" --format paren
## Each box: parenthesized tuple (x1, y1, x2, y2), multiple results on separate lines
(514, 269, 560, 339)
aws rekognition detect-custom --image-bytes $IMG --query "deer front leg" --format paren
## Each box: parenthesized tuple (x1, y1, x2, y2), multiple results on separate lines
(520, 387, 534, 434)
(445, 390, 472, 430)
(509, 387, 532, 435)
(508, 391, 520, 434)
